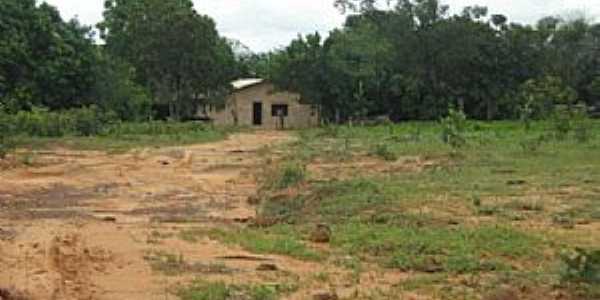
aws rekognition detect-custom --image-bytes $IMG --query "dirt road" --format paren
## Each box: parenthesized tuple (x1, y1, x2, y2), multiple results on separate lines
(0, 131, 314, 300)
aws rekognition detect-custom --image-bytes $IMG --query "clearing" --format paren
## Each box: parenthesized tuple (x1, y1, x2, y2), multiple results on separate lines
(1, 123, 600, 300)
(0, 131, 312, 300)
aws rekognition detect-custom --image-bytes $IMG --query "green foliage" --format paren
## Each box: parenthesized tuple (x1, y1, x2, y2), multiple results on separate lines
(334, 223, 537, 273)
(0, 111, 15, 159)
(177, 280, 291, 300)
(99, 0, 236, 120)
(181, 227, 321, 261)
(91, 55, 152, 121)
(0, 0, 99, 111)
(271, 1, 600, 121)
(550, 103, 592, 141)
(371, 143, 397, 161)
(275, 163, 307, 189)
(440, 106, 468, 148)
(561, 248, 600, 284)
(571, 105, 593, 143)
(3, 106, 115, 137)
(519, 76, 578, 120)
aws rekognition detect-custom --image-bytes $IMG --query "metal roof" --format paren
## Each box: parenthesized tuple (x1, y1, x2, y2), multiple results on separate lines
(231, 78, 264, 90)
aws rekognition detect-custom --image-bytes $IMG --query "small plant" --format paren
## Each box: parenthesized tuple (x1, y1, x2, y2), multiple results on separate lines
(371, 143, 397, 161)
(477, 205, 500, 216)
(177, 280, 288, 300)
(276, 163, 306, 189)
(441, 105, 468, 148)
(572, 104, 592, 143)
(551, 105, 573, 140)
(0, 113, 15, 159)
(520, 134, 547, 153)
(552, 214, 576, 229)
(561, 248, 600, 284)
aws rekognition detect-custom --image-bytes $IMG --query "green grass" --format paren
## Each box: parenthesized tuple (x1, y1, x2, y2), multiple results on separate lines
(243, 120, 600, 299)
(177, 280, 294, 300)
(11, 122, 234, 152)
(144, 251, 232, 276)
(179, 226, 322, 261)
(333, 222, 539, 273)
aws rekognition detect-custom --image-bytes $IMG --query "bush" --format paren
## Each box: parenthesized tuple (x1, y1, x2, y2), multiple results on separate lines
(371, 143, 397, 161)
(276, 163, 306, 189)
(69, 106, 116, 136)
(551, 103, 592, 142)
(3, 106, 116, 137)
(572, 104, 593, 143)
(519, 76, 577, 120)
(561, 248, 600, 284)
(520, 134, 548, 153)
(0, 112, 15, 159)
(441, 106, 468, 148)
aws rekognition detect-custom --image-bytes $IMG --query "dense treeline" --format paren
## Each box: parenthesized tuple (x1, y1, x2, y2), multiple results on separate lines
(266, 0, 600, 121)
(2, 0, 600, 124)
(0, 0, 238, 121)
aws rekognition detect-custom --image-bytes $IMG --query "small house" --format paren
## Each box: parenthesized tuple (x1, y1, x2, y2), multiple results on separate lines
(199, 79, 319, 129)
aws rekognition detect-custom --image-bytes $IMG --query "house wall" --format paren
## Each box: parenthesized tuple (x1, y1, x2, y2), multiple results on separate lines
(204, 82, 319, 129)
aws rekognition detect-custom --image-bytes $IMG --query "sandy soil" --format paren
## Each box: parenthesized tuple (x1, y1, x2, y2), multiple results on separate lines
(0, 131, 322, 300)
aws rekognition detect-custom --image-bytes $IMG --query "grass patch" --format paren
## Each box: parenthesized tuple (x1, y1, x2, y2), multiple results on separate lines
(144, 251, 233, 276)
(275, 163, 306, 189)
(333, 222, 540, 273)
(177, 280, 296, 300)
(12, 122, 234, 152)
(180, 226, 322, 261)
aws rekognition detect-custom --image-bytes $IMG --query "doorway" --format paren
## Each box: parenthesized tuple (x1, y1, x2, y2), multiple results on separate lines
(253, 102, 262, 126)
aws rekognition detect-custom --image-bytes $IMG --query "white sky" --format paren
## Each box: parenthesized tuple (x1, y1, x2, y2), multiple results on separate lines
(44, 0, 599, 52)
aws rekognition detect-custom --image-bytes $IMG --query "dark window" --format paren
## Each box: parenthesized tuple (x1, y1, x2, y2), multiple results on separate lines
(271, 104, 289, 117)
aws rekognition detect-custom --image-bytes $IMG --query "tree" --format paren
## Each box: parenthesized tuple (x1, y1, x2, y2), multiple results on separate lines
(99, 0, 236, 120)
(0, 0, 98, 112)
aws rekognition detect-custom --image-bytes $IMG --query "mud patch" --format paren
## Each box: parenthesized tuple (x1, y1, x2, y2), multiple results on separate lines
(0, 228, 17, 241)
(48, 233, 113, 300)
(0, 287, 30, 300)
(0, 184, 94, 210)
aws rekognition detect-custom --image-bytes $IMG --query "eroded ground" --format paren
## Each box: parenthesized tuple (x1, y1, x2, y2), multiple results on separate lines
(2, 127, 599, 300)
(0, 131, 338, 300)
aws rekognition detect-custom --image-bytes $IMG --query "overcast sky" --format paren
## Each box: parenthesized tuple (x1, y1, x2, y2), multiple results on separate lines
(44, 0, 599, 52)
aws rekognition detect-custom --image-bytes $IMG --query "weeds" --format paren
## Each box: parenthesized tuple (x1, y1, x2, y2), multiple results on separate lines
(370, 143, 397, 161)
(177, 280, 289, 300)
(334, 222, 537, 273)
(180, 226, 321, 261)
(275, 163, 306, 189)
(561, 248, 600, 284)
(440, 106, 468, 148)
(144, 251, 232, 276)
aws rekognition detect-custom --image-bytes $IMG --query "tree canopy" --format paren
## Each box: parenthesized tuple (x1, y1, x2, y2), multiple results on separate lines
(266, 0, 600, 121)
(0, 0, 98, 112)
(99, 0, 236, 120)
(1, 0, 599, 123)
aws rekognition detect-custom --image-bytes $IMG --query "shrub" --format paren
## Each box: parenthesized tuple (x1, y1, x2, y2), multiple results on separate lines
(550, 103, 592, 142)
(371, 143, 397, 161)
(276, 163, 306, 189)
(4, 106, 117, 137)
(520, 134, 547, 153)
(518, 76, 577, 120)
(0, 112, 15, 159)
(69, 105, 116, 136)
(551, 105, 573, 140)
(561, 248, 600, 284)
(441, 106, 468, 148)
(571, 104, 592, 143)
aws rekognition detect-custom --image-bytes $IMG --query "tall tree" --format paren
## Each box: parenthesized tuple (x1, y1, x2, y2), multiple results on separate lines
(99, 0, 236, 119)
(0, 0, 98, 112)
